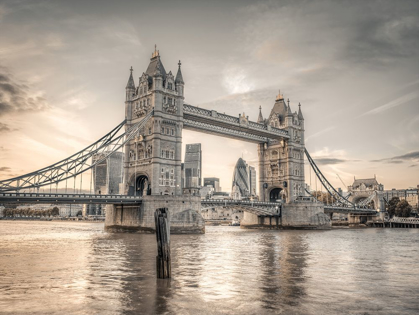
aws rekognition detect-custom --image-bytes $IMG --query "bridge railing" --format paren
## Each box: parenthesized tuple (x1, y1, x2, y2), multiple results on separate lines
(389, 217, 419, 223)
(0, 192, 141, 200)
(183, 104, 288, 138)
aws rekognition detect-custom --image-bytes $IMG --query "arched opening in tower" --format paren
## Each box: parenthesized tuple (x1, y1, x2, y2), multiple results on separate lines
(136, 175, 150, 196)
(270, 188, 283, 203)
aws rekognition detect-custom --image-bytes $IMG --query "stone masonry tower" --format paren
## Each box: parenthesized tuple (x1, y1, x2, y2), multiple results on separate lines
(257, 91, 305, 203)
(123, 47, 184, 196)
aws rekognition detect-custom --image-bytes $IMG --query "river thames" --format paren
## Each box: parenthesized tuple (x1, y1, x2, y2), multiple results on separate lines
(1, 221, 418, 314)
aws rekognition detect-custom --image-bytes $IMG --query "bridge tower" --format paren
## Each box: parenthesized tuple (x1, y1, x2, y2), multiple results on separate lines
(123, 47, 184, 196)
(258, 92, 305, 203)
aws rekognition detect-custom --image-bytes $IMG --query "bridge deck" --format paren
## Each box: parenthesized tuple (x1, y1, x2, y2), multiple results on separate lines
(0, 193, 143, 204)
(0, 193, 378, 215)
(183, 104, 289, 143)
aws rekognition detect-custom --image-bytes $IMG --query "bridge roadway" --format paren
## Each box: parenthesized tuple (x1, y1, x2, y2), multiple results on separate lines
(0, 192, 142, 204)
(0, 193, 378, 216)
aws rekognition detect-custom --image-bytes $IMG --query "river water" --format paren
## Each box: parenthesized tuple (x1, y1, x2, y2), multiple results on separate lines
(0, 221, 418, 315)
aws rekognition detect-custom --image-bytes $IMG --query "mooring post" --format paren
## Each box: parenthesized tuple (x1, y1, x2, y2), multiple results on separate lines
(155, 207, 171, 279)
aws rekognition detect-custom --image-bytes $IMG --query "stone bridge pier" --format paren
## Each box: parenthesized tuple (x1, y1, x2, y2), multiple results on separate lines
(105, 195, 204, 234)
(241, 199, 331, 230)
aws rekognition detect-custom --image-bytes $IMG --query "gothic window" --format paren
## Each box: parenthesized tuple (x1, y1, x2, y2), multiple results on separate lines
(147, 98, 150, 106)
(171, 169, 174, 174)
(171, 129, 174, 136)
(168, 97, 172, 105)
(166, 128, 169, 135)
(170, 151, 174, 159)
(148, 128, 151, 135)
(162, 127, 165, 134)
(161, 168, 164, 173)
(166, 150, 169, 159)
(161, 150, 164, 158)
(168, 83, 173, 90)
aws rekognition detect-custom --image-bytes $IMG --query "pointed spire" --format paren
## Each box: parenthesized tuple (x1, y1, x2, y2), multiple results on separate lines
(275, 89, 284, 101)
(175, 60, 184, 84)
(126, 66, 135, 89)
(298, 102, 304, 120)
(286, 98, 292, 116)
(257, 106, 264, 123)
(152, 44, 159, 58)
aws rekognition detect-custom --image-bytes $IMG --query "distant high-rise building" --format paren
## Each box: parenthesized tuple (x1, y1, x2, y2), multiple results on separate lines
(184, 143, 202, 188)
(249, 166, 257, 196)
(204, 177, 220, 192)
(231, 158, 257, 199)
(181, 163, 185, 189)
(92, 151, 123, 195)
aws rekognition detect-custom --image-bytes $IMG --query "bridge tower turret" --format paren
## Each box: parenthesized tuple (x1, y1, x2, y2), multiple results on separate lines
(122, 47, 184, 197)
(258, 92, 305, 203)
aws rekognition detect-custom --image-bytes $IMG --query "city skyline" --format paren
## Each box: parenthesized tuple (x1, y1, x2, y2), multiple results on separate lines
(0, 0, 418, 191)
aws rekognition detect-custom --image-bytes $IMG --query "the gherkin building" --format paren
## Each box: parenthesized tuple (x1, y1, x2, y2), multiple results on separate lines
(231, 158, 251, 198)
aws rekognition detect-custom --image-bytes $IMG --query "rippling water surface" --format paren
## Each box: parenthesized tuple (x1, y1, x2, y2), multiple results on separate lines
(1, 221, 419, 314)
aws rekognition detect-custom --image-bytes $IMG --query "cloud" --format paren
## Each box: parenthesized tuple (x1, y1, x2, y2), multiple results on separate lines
(0, 166, 11, 172)
(0, 122, 13, 133)
(409, 164, 417, 168)
(391, 151, 419, 160)
(386, 160, 403, 164)
(371, 151, 419, 163)
(361, 91, 418, 116)
(0, 69, 49, 116)
(313, 158, 347, 165)
(312, 158, 360, 165)
(305, 126, 336, 142)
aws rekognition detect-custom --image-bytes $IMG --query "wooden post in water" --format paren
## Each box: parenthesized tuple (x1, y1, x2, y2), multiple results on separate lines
(155, 208, 171, 279)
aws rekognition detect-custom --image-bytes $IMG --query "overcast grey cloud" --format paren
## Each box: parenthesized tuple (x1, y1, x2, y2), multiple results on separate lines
(313, 158, 349, 165)
(0, 0, 418, 189)
(371, 151, 419, 163)
(0, 69, 48, 115)
(0, 166, 11, 172)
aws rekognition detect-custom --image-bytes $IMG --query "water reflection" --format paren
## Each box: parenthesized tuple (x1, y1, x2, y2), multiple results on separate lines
(1, 222, 419, 314)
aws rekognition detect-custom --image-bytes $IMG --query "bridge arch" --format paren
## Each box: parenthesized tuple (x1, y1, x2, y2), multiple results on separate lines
(269, 187, 285, 203)
(135, 175, 150, 196)
(353, 196, 376, 209)
(127, 172, 151, 196)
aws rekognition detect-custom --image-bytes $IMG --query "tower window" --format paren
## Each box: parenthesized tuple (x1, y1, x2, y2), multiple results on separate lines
(168, 83, 173, 90)
(171, 129, 174, 136)
(161, 127, 165, 134)
(148, 128, 151, 135)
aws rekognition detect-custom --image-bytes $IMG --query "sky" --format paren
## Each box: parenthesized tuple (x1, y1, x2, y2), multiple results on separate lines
(0, 0, 418, 192)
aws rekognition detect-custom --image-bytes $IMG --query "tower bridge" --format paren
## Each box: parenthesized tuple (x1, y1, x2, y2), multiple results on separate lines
(0, 48, 388, 231)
